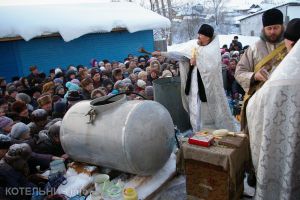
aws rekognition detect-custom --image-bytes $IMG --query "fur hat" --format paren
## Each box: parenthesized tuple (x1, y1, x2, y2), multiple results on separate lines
(91, 88, 106, 99)
(112, 68, 122, 76)
(37, 94, 52, 107)
(0, 116, 13, 129)
(284, 18, 300, 43)
(81, 77, 93, 88)
(198, 24, 214, 38)
(262, 8, 283, 27)
(11, 101, 27, 113)
(42, 82, 54, 94)
(9, 122, 30, 139)
(16, 93, 31, 104)
(65, 81, 80, 92)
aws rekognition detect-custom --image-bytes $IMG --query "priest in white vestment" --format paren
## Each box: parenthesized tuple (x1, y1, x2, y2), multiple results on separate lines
(247, 19, 300, 199)
(152, 24, 239, 132)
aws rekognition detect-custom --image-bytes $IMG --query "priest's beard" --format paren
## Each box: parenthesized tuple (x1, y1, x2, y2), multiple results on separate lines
(262, 28, 284, 44)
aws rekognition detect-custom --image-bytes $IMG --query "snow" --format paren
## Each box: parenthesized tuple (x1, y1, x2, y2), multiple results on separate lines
(168, 34, 260, 52)
(0, 0, 171, 42)
(124, 153, 176, 199)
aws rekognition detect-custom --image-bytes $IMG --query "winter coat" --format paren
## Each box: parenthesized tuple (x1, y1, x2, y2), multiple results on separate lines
(0, 159, 36, 200)
(235, 35, 284, 93)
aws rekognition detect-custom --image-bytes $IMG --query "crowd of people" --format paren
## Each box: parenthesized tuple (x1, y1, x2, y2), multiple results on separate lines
(0, 53, 183, 199)
(0, 31, 247, 200)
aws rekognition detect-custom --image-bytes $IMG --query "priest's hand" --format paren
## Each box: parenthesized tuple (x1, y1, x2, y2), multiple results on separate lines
(190, 57, 196, 66)
(152, 51, 161, 57)
(254, 68, 269, 82)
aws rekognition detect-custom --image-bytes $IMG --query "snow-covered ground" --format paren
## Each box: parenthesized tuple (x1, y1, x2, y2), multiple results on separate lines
(0, 0, 170, 42)
(168, 34, 260, 52)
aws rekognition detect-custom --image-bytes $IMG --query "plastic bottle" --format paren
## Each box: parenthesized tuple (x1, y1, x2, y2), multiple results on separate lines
(123, 187, 138, 200)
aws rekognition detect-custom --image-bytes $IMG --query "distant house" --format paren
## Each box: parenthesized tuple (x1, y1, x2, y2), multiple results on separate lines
(0, 0, 170, 81)
(239, 2, 300, 36)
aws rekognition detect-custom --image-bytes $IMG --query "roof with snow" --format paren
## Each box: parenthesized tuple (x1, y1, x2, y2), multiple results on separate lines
(0, 0, 171, 42)
(239, 1, 300, 21)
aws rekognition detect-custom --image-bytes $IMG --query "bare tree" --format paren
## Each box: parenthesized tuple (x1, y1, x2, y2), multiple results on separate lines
(166, 0, 173, 45)
(207, 0, 225, 26)
(160, 0, 167, 17)
(154, 0, 162, 15)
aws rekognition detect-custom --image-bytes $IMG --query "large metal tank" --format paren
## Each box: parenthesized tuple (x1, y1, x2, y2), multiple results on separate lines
(60, 94, 174, 175)
(153, 77, 191, 131)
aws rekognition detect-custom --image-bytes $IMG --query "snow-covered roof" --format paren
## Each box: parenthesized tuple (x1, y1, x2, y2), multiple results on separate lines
(0, 0, 171, 42)
(239, 1, 300, 21)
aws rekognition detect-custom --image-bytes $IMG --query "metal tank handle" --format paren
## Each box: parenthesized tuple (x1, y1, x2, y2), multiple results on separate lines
(85, 107, 97, 124)
(85, 92, 147, 124)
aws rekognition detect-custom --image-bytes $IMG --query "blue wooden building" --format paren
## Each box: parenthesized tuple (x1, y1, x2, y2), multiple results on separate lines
(0, 30, 154, 81)
(0, 1, 170, 81)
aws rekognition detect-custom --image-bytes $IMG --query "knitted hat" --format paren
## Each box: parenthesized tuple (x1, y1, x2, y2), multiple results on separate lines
(198, 24, 214, 38)
(81, 77, 93, 88)
(122, 78, 132, 85)
(90, 68, 101, 78)
(103, 79, 114, 87)
(65, 81, 80, 92)
(7, 86, 17, 95)
(11, 101, 27, 113)
(53, 102, 67, 114)
(5, 143, 32, 161)
(66, 70, 77, 78)
(67, 91, 83, 101)
(160, 70, 173, 78)
(31, 109, 48, 122)
(0, 134, 11, 149)
(262, 8, 283, 27)
(284, 18, 300, 43)
(16, 93, 31, 104)
(42, 82, 55, 94)
(145, 86, 154, 98)
(71, 79, 80, 85)
(0, 116, 13, 129)
(9, 122, 30, 139)
(55, 68, 63, 75)
(55, 85, 65, 95)
(53, 78, 63, 85)
(137, 79, 146, 89)
(37, 94, 52, 107)
(133, 67, 142, 75)
(48, 121, 61, 139)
